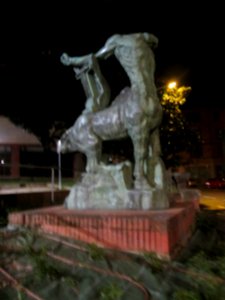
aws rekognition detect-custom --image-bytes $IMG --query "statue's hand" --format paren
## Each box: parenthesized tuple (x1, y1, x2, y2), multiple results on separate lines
(74, 64, 90, 79)
(60, 53, 71, 66)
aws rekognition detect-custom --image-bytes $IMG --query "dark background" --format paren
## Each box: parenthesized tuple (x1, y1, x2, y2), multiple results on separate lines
(0, 1, 224, 126)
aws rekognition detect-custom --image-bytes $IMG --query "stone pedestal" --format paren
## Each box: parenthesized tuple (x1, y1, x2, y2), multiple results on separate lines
(8, 193, 199, 259)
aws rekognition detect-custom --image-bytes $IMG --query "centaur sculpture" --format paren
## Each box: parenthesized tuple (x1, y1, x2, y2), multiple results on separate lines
(60, 33, 168, 209)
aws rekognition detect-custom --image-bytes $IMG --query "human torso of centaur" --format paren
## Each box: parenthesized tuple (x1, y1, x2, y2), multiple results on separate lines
(112, 34, 160, 113)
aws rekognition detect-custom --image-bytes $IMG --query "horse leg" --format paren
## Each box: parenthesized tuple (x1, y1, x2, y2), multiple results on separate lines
(85, 139, 102, 173)
(146, 128, 167, 189)
(86, 153, 98, 173)
(131, 130, 151, 189)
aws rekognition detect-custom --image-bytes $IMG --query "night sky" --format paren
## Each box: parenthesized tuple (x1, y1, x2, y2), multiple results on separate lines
(0, 1, 224, 127)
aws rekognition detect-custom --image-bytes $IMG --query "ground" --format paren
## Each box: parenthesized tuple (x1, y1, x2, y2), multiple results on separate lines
(0, 186, 225, 299)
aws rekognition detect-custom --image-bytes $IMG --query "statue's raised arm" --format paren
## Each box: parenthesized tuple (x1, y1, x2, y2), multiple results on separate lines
(60, 52, 93, 67)
(95, 34, 120, 59)
(60, 52, 110, 113)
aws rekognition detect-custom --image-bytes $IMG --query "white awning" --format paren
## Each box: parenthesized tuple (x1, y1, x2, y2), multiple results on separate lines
(0, 116, 42, 145)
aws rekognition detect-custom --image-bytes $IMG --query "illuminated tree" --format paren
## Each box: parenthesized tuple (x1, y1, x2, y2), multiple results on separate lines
(159, 81, 201, 168)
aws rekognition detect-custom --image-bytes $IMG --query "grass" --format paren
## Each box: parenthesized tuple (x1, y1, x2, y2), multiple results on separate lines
(1, 210, 225, 300)
(1, 182, 225, 298)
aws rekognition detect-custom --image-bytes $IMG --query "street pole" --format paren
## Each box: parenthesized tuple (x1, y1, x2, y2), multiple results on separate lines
(51, 167, 55, 202)
(57, 140, 62, 190)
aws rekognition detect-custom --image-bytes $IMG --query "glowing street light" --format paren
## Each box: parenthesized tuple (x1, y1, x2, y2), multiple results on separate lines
(167, 81, 177, 89)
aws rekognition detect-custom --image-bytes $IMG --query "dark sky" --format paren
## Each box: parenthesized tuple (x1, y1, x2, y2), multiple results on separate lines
(0, 1, 224, 125)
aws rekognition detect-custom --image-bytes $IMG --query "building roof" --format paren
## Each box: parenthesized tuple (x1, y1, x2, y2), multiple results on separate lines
(0, 116, 41, 145)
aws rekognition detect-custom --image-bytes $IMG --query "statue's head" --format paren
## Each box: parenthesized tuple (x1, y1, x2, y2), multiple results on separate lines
(143, 33, 158, 49)
(59, 128, 77, 153)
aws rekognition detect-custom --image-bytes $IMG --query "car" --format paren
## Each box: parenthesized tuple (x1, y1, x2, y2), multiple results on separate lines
(204, 178, 225, 189)
(187, 178, 198, 188)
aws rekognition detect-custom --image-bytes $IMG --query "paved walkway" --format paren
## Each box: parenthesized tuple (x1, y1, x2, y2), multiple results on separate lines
(0, 186, 57, 195)
(0, 184, 70, 195)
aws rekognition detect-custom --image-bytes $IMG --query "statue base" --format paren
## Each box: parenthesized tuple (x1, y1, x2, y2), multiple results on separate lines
(64, 161, 169, 210)
(8, 193, 199, 259)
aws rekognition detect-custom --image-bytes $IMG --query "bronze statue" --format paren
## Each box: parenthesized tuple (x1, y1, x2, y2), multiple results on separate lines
(59, 33, 168, 209)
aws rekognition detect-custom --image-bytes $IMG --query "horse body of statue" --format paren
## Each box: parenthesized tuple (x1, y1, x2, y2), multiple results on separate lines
(60, 85, 162, 188)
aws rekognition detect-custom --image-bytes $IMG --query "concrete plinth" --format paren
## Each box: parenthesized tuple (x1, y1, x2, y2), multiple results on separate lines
(8, 197, 198, 259)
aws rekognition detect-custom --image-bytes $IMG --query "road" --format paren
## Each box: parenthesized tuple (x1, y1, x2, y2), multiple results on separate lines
(199, 188, 225, 210)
